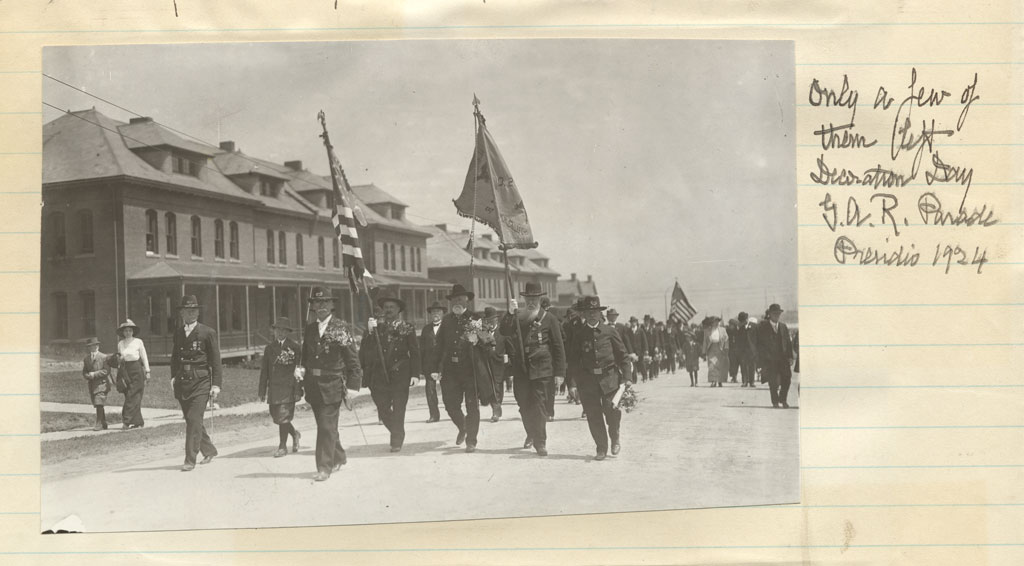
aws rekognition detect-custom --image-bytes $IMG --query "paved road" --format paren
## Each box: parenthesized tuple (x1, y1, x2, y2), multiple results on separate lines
(41, 371, 800, 532)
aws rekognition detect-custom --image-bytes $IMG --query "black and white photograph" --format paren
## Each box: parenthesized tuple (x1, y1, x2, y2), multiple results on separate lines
(39, 39, 798, 532)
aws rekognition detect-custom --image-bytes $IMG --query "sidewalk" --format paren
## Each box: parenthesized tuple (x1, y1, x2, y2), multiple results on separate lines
(41, 387, 380, 442)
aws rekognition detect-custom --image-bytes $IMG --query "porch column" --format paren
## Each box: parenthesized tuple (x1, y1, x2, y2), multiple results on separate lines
(271, 286, 277, 319)
(214, 283, 222, 353)
(244, 284, 251, 351)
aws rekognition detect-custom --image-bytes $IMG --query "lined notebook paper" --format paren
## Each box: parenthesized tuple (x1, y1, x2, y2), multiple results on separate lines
(1, 2, 1021, 565)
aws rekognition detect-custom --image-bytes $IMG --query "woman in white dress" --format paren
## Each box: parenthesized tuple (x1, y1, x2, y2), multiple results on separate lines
(116, 319, 150, 429)
(701, 316, 730, 387)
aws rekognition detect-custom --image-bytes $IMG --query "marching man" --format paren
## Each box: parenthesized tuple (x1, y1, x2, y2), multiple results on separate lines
(567, 295, 629, 461)
(258, 317, 302, 457)
(360, 293, 421, 453)
(294, 287, 362, 481)
(171, 295, 223, 472)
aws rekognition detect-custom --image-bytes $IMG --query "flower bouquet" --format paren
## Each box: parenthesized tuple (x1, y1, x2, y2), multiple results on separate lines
(275, 347, 296, 366)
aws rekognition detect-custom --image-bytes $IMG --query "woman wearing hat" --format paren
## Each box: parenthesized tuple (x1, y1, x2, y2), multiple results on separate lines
(116, 319, 150, 428)
(701, 316, 729, 388)
(81, 337, 114, 431)
(259, 318, 303, 457)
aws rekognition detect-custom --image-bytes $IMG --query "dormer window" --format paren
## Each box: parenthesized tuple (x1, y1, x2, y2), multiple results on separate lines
(172, 154, 202, 177)
(259, 178, 275, 196)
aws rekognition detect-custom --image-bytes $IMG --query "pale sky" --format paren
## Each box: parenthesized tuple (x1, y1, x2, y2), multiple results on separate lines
(44, 39, 796, 321)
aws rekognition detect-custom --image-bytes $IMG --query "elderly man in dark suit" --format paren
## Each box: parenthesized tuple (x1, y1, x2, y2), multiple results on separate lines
(258, 317, 303, 457)
(437, 284, 495, 453)
(419, 301, 447, 423)
(500, 282, 566, 457)
(624, 316, 648, 383)
(360, 293, 421, 452)
(735, 312, 759, 388)
(295, 287, 362, 481)
(171, 295, 223, 472)
(567, 296, 629, 460)
(756, 304, 794, 408)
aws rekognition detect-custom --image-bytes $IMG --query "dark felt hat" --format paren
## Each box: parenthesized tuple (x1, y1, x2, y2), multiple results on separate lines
(426, 301, 448, 313)
(520, 282, 546, 297)
(376, 293, 406, 312)
(177, 295, 202, 309)
(576, 296, 607, 311)
(446, 283, 474, 301)
(116, 319, 139, 336)
(307, 286, 340, 303)
(84, 337, 101, 347)
(767, 303, 784, 314)
(271, 317, 295, 331)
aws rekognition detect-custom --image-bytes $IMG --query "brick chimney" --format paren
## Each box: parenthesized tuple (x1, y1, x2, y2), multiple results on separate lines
(284, 160, 303, 171)
(219, 141, 236, 152)
(434, 223, 447, 232)
(128, 116, 153, 124)
(570, 273, 577, 281)
(587, 274, 592, 282)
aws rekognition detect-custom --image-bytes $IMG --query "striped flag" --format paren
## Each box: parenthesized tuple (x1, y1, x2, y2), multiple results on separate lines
(318, 111, 370, 293)
(668, 281, 697, 324)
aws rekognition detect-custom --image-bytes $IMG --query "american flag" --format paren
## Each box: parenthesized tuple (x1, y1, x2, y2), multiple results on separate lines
(668, 281, 697, 324)
(319, 111, 369, 292)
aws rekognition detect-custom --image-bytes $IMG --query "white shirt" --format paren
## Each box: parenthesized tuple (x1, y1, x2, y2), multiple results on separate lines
(317, 314, 333, 338)
(587, 321, 600, 329)
(183, 321, 198, 336)
(118, 337, 150, 373)
(432, 322, 441, 336)
(770, 320, 779, 333)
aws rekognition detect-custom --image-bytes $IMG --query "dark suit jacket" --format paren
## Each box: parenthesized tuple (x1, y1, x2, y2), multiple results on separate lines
(614, 323, 634, 355)
(419, 321, 443, 376)
(567, 322, 629, 394)
(259, 337, 303, 405)
(756, 319, 793, 376)
(500, 311, 566, 380)
(644, 325, 662, 355)
(436, 312, 479, 382)
(359, 320, 421, 390)
(300, 315, 362, 405)
(626, 326, 648, 359)
(171, 322, 222, 401)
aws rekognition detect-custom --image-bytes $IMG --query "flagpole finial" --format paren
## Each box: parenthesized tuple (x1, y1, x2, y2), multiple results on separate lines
(472, 94, 480, 108)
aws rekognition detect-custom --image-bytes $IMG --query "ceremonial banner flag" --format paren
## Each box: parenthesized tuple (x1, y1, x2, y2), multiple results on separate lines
(669, 281, 698, 324)
(454, 109, 536, 248)
(319, 111, 370, 292)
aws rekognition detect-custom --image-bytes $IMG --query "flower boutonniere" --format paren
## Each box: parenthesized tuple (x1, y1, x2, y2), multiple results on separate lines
(321, 322, 352, 354)
(275, 347, 296, 366)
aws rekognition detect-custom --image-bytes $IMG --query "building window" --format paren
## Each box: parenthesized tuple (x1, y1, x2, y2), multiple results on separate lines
(52, 292, 68, 339)
(278, 232, 287, 264)
(266, 229, 275, 264)
(214, 219, 225, 259)
(165, 295, 175, 334)
(296, 234, 304, 266)
(190, 215, 202, 257)
(145, 209, 159, 254)
(318, 237, 326, 267)
(165, 212, 177, 255)
(229, 222, 239, 259)
(390, 244, 396, 271)
(332, 238, 340, 268)
(415, 248, 421, 272)
(77, 210, 94, 254)
(400, 246, 406, 271)
(172, 154, 201, 177)
(80, 290, 95, 336)
(259, 178, 273, 196)
(49, 213, 66, 258)
(230, 288, 243, 331)
(382, 243, 389, 271)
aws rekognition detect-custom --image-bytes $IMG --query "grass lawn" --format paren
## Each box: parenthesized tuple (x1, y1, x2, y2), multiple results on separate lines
(41, 411, 123, 433)
(41, 365, 264, 409)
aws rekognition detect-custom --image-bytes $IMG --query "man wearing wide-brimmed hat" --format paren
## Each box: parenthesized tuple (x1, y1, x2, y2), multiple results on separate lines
(566, 295, 629, 460)
(475, 306, 510, 423)
(258, 317, 303, 458)
(419, 301, 447, 423)
(436, 283, 496, 452)
(756, 303, 794, 408)
(170, 295, 223, 472)
(360, 292, 421, 452)
(500, 281, 566, 457)
(295, 286, 362, 481)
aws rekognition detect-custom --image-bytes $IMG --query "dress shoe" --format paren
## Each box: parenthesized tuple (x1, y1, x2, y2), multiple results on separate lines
(181, 463, 195, 472)
(200, 453, 216, 465)
(490, 414, 499, 423)
(390, 446, 402, 453)
(772, 403, 780, 408)
(93, 424, 104, 431)
(782, 402, 790, 408)
(523, 437, 533, 449)
(535, 445, 548, 457)
(313, 471, 330, 482)
(291, 431, 302, 453)
(611, 443, 621, 456)
(595, 452, 607, 461)
(456, 430, 466, 445)
(547, 416, 554, 422)
(273, 448, 287, 458)
(465, 444, 477, 453)
(580, 411, 587, 419)
(337, 452, 348, 466)
(425, 417, 439, 423)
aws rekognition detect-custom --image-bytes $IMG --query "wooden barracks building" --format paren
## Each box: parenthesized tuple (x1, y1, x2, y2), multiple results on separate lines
(41, 109, 452, 361)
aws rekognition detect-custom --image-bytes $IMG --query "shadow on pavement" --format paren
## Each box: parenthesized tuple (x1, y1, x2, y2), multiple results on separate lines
(112, 465, 184, 473)
(344, 440, 447, 458)
(721, 405, 800, 410)
(438, 446, 524, 457)
(508, 452, 592, 462)
(234, 471, 316, 480)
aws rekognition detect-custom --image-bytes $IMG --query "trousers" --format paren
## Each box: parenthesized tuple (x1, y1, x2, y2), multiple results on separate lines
(424, 377, 441, 420)
(514, 375, 550, 447)
(441, 374, 480, 446)
(371, 384, 410, 448)
(309, 401, 345, 473)
(578, 383, 621, 454)
(178, 393, 216, 465)
(764, 359, 792, 406)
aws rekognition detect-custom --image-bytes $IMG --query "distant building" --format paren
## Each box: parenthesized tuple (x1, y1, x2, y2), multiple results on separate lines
(424, 225, 559, 310)
(41, 109, 448, 360)
(555, 273, 598, 308)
